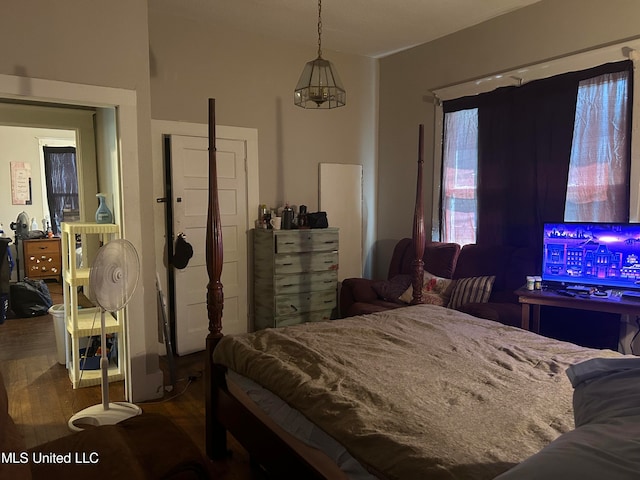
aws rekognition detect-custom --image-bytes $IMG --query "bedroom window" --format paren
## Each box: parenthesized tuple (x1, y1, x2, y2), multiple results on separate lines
(440, 62, 632, 247)
(441, 108, 478, 245)
(565, 70, 630, 222)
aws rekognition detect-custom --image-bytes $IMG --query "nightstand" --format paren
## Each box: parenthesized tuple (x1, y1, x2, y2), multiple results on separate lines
(22, 237, 62, 282)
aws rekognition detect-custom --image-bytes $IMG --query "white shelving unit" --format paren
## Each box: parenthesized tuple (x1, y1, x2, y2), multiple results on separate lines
(61, 222, 122, 388)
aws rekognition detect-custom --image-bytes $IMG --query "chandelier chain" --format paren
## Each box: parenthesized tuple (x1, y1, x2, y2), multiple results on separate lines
(317, 0, 322, 58)
(294, 0, 345, 108)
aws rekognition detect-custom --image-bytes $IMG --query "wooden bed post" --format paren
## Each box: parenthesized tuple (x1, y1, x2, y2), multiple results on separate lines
(411, 124, 426, 305)
(204, 98, 226, 459)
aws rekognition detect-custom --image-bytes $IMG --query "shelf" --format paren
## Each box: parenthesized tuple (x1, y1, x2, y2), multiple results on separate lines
(65, 307, 121, 337)
(68, 363, 124, 389)
(61, 222, 120, 235)
(63, 268, 90, 286)
(62, 222, 123, 389)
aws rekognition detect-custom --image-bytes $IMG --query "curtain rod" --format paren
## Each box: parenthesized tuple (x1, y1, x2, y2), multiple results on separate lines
(430, 34, 640, 102)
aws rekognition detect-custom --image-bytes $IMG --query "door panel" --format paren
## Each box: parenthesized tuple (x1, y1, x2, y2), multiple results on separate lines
(170, 134, 248, 355)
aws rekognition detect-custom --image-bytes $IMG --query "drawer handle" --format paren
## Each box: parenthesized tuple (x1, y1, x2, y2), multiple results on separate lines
(282, 262, 293, 266)
(324, 300, 333, 304)
(290, 305, 298, 312)
(323, 280, 333, 284)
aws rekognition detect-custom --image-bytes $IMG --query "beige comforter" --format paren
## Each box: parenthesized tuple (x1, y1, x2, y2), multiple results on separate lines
(213, 304, 621, 479)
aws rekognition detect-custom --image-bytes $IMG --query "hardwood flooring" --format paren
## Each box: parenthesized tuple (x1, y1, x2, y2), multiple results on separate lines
(0, 282, 260, 479)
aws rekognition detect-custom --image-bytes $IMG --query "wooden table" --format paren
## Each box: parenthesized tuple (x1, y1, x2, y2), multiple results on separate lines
(515, 287, 640, 333)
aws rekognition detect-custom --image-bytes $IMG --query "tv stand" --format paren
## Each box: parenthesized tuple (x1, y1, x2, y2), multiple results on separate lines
(515, 286, 640, 334)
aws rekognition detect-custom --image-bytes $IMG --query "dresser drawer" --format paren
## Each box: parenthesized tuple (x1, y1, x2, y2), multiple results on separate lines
(275, 230, 338, 254)
(274, 271, 337, 295)
(274, 309, 334, 327)
(274, 251, 338, 274)
(274, 289, 336, 317)
(24, 238, 60, 256)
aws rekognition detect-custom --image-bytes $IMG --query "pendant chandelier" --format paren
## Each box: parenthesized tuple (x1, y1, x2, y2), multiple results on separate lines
(294, 0, 346, 109)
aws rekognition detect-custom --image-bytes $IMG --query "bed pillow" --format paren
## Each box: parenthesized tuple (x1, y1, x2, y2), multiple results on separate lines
(398, 271, 453, 304)
(447, 275, 495, 310)
(496, 360, 640, 480)
(569, 358, 640, 426)
(371, 274, 412, 303)
(494, 420, 640, 480)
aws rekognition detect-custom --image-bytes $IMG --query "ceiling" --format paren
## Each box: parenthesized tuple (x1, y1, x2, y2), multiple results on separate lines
(150, 0, 542, 58)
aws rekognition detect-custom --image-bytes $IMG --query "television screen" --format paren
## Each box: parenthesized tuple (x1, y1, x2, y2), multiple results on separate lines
(542, 222, 640, 292)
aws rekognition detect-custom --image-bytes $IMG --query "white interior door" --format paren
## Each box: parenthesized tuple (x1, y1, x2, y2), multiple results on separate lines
(170, 134, 248, 355)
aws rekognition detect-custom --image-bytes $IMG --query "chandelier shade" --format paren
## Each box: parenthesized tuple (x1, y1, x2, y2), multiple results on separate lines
(294, 57, 346, 109)
(294, 0, 345, 109)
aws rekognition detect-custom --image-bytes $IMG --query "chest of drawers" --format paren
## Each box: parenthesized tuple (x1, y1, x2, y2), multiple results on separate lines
(253, 228, 339, 330)
(23, 237, 62, 282)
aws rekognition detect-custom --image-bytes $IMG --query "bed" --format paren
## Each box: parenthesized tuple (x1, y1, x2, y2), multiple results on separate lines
(202, 99, 631, 479)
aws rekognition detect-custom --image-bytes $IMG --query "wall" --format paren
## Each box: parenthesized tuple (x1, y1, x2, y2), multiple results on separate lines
(377, 0, 640, 279)
(147, 9, 379, 275)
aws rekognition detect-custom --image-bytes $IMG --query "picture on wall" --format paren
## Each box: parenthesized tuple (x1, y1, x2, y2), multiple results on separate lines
(10, 161, 32, 205)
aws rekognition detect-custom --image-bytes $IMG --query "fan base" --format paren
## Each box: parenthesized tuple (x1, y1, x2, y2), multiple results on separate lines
(68, 401, 142, 432)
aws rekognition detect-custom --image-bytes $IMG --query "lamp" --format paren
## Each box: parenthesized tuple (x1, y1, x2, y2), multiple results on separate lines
(294, 0, 346, 109)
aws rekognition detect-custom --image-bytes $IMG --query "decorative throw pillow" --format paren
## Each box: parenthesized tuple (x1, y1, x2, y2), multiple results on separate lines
(398, 271, 453, 304)
(419, 292, 448, 306)
(371, 274, 412, 303)
(447, 275, 496, 310)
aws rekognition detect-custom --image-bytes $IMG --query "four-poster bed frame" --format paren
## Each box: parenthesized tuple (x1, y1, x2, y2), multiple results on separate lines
(203, 98, 427, 476)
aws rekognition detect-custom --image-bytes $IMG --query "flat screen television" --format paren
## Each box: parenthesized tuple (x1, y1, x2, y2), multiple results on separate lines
(542, 222, 640, 292)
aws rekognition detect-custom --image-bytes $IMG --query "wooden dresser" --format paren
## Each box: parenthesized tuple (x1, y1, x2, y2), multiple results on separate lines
(253, 228, 339, 330)
(22, 237, 62, 282)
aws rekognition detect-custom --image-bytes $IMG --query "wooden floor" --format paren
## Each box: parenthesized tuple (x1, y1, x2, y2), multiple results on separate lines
(0, 282, 260, 479)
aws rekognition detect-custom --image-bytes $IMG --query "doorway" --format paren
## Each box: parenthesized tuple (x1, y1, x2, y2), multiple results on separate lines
(0, 73, 162, 407)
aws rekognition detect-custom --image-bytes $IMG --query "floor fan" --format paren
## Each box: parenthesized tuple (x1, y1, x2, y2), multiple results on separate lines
(68, 238, 142, 431)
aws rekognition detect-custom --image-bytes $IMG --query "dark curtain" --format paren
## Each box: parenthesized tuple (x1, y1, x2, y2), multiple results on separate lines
(443, 60, 632, 255)
(43, 146, 78, 235)
(476, 75, 579, 250)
